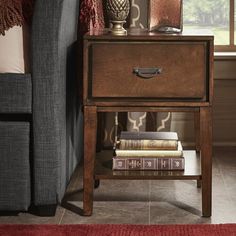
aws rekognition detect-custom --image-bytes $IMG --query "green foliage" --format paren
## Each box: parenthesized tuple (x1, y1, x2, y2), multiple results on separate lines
(183, 0, 229, 26)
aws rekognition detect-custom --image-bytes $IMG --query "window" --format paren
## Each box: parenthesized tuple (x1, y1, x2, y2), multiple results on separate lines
(183, 0, 235, 51)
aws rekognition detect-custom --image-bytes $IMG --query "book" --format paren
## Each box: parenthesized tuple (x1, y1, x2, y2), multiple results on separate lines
(120, 131, 178, 140)
(119, 131, 178, 150)
(115, 141, 183, 158)
(113, 157, 184, 170)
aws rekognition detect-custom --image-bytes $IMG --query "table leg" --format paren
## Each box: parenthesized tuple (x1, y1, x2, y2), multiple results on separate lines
(200, 107, 212, 217)
(197, 180, 202, 188)
(83, 106, 97, 216)
(96, 113, 104, 152)
(194, 111, 200, 152)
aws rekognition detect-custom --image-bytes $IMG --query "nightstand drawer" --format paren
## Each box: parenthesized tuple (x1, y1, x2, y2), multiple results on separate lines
(89, 42, 207, 100)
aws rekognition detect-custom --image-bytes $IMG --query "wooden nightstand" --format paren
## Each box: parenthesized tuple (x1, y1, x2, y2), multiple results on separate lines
(82, 29, 214, 217)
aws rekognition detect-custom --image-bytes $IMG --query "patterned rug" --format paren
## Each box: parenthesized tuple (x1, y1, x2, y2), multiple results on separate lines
(0, 224, 236, 236)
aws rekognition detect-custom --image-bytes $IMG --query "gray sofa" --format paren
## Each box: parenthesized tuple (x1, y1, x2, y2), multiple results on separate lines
(0, 0, 82, 215)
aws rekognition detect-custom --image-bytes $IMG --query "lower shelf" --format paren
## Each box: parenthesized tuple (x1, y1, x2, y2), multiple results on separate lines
(95, 150, 201, 180)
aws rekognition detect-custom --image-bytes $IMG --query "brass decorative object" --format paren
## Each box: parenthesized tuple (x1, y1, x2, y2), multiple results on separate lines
(106, 0, 130, 35)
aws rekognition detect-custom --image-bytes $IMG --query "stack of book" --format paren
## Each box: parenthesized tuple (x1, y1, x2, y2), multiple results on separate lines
(113, 131, 184, 171)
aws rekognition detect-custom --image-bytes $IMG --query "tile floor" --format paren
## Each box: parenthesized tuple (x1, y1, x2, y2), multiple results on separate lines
(1, 147, 236, 224)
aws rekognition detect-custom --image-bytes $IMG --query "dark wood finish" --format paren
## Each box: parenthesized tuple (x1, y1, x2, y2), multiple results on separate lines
(83, 106, 97, 216)
(97, 107, 200, 112)
(82, 29, 213, 217)
(84, 28, 214, 41)
(91, 42, 206, 99)
(197, 180, 202, 188)
(87, 101, 211, 107)
(94, 179, 100, 189)
(194, 112, 200, 152)
(200, 107, 212, 217)
(146, 112, 157, 131)
(95, 150, 201, 180)
(83, 29, 213, 106)
(230, 0, 234, 46)
(96, 112, 105, 152)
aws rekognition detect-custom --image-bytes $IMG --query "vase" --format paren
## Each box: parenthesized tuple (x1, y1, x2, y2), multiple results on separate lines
(106, 0, 130, 35)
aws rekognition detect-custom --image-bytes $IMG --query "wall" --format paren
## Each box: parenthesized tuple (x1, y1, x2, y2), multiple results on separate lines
(170, 59, 236, 146)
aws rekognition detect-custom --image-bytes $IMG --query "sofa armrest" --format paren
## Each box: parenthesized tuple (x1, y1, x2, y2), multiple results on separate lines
(31, 0, 81, 206)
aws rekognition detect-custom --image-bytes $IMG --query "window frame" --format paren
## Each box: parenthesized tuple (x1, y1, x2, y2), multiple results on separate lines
(215, 0, 235, 51)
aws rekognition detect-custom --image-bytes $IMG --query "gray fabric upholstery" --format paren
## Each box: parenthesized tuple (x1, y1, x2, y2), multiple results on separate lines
(0, 74, 31, 113)
(0, 0, 81, 211)
(32, 0, 81, 205)
(0, 122, 30, 210)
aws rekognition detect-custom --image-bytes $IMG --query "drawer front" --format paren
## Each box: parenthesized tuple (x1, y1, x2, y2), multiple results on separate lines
(90, 42, 207, 100)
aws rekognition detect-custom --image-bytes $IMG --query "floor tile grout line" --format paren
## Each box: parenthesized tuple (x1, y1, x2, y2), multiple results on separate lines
(58, 208, 66, 225)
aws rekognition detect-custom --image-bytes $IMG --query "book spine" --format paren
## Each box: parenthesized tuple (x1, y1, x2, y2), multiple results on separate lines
(115, 150, 183, 158)
(113, 157, 184, 170)
(119, 139, 178, 150)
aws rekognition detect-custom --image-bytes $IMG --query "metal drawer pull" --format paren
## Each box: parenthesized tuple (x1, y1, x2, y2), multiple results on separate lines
(133, 67, 162, 79)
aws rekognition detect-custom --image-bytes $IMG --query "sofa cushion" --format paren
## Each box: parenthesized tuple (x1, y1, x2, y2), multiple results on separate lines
(0, 73, 32, 113)
(0, 122, 31, 211)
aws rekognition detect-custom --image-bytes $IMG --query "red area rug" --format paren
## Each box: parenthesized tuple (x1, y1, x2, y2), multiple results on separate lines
(0, 224, 236, 236)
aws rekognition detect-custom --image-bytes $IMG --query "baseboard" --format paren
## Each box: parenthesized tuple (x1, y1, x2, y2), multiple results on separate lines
(213, 142, 236, 147)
